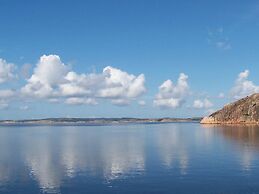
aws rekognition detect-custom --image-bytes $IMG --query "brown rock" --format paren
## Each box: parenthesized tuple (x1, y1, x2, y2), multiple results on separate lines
(201, 93, 259, 124)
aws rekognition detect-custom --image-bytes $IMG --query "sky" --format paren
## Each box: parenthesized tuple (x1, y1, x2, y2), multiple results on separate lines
(0, 0, 259, 119)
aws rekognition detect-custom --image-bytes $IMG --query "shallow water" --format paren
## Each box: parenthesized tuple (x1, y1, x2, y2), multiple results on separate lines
(0, 123, 259, 194)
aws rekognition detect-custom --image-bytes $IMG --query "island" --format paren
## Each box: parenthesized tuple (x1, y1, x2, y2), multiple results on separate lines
(201, 93, 259, 124)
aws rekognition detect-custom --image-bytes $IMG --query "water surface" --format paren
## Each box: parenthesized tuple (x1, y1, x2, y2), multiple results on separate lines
(0, 123, 259, 194)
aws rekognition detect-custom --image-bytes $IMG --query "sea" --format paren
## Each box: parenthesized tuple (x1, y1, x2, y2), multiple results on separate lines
(0, 123, 259, 194)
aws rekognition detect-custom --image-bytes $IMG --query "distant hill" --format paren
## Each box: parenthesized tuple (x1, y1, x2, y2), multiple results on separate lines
(0, 117, 202, 126)
(201, 93, 259, 124)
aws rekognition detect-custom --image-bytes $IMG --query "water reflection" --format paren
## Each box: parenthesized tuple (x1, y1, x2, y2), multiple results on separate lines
(0, 124, 259, 194)
(23, 129, 62, 193)
(0, 129, 29, 187)
(154, 125, 189, 175)
(217, 125, 259, 147)
(203, 125, 259, 171)
(0, 130, 12, 184)
(60, 127, 146, 181)
(9, 126, 147, 192)
(219, 125, 259, 171)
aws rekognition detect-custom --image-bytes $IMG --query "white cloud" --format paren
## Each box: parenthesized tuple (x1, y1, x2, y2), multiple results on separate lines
(65, 97, 98, 105)
(0, 101, 8, 110)
(0, 89, 15, 98)
(0, 90, 16, 110)
(20, 105, 29, 110)
(21, 55, 146, 106)
(98, 66, 146, 99)
(230, 70, 259, 99)
(154, 73, 189, 108)
(193, 98, 213, 109)
(21, 55, 69, 98)
(0, 59, 16, 109)
(138, 100, 146, 106)
(48, 98, 60, 103)
(20, 63, 32, 79)
(111, 99, 130, 106)
(60, 66, 146, 100)
(60, 71, 103, 97)
(0, 58, 16, 83)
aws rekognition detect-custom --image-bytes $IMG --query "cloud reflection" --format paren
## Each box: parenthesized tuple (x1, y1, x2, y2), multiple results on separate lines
(0, 124, 259, 193)
(154, 125, 190, 175)
(10, 126, 147, 192)
(60, 127, 146, 181)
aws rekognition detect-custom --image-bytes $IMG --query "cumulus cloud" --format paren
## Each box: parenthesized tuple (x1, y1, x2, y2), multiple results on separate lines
(65, 97, 98, 105)
(21, 55, 69, 98)
(193, 98, 213, 109)
(0, 58, 17, 108)
(0, 58, 16, 83)
(20, 63, 32, 79)
(21, 55, 146, 106)
(98, 66, 146, 99)
(0, 90, 15, 110)
(138, 100, 146, 106)
(153, 73, 189, 108)
(60, 66, 146, 100)
(0, 89, 15, 98)
(111, 99, 130, 106)
(230, 70, 259, 99)
(60, 71, 103, 97)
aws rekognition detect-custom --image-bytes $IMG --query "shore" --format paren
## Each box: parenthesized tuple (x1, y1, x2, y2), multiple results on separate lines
(0, 117, 202, 126)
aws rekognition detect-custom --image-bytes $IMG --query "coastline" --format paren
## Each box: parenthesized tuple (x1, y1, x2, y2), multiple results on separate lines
(0, 117, 202, 126)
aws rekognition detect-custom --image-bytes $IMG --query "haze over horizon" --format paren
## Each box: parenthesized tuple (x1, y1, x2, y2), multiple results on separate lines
(1, 0, 259, 119)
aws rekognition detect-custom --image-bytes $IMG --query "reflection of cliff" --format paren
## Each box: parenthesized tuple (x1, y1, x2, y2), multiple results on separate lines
(209, 125, 259, 171)
(217, 125, 259, 147)
(220, 126, 259, 171)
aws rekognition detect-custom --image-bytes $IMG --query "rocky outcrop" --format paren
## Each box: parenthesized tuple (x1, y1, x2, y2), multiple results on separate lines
(201, 93, 259, 124)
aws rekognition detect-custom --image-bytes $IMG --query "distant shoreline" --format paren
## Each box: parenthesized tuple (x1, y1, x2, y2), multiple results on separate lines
(0, 117, 202, 126)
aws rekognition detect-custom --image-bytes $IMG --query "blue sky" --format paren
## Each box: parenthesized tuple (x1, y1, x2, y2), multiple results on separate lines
(0, 0, 259, 119)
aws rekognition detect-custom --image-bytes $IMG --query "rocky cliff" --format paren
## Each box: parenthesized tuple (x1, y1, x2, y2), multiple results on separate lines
(201, 93, 259, 124)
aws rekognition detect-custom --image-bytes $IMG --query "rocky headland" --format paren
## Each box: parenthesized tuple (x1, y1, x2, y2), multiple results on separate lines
(201, 93, 259, 124)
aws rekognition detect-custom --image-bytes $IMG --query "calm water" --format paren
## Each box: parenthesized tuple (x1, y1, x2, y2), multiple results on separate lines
(0, 123, 259, 194)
